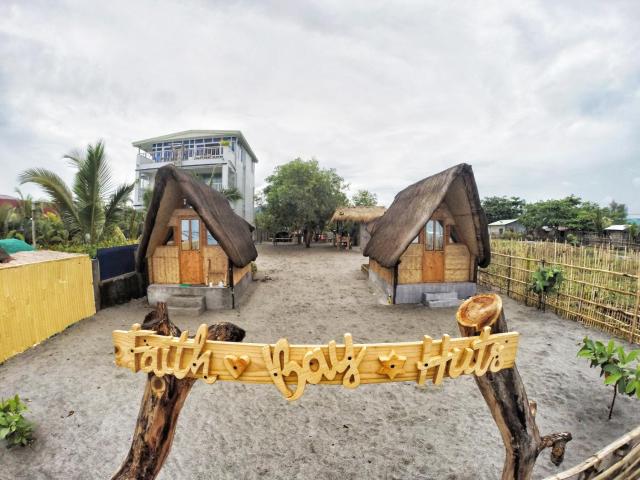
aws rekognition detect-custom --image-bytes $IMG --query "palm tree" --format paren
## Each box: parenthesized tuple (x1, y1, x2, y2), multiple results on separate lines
(19, 140, 134, 244)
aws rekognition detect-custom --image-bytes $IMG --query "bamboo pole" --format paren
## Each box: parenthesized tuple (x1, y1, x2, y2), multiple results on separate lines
(629, 263, 640, 343)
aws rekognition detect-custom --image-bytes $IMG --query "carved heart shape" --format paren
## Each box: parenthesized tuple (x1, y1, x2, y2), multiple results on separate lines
(224, 354, 251, 379)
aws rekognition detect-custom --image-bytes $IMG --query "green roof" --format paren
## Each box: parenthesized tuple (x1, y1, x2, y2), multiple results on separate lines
(132, 130, 258, 162)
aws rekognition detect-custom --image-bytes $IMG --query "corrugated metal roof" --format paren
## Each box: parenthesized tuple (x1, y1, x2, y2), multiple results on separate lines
(604, 224, 628, 231)
(488, 219, 520, 226)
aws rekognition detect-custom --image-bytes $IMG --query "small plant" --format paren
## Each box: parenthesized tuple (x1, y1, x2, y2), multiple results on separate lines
(529, 264, 563, 311)
(0, 395, 34, 447)
(578, 337, 640, 419)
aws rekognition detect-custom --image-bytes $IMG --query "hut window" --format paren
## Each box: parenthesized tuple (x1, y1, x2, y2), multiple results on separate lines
(180, 219, 201, 250)
(207, 230, 218, 246)
(425, 220, 444, 251)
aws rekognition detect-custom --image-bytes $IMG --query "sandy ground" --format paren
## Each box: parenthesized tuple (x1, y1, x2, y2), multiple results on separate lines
(1, 243, 639, 480)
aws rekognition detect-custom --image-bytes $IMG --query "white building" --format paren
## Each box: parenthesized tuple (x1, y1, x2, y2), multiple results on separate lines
(132, 130, 257, 224)
(487, 218, 526, 237)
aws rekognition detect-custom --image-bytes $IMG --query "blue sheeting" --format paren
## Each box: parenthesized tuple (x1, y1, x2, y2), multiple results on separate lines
(96, 244, 138, 281)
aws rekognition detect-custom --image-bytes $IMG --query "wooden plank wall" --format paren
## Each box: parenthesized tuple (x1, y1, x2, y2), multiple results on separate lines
(398, 244, 422, 284)
(444, 244, 471, 282)
(369, 259, 394, 284)
(233, 263, 252, 284)
(0, 255, 96, 363)
(203, 246, 228, 285)
(149, 246, 179, 284)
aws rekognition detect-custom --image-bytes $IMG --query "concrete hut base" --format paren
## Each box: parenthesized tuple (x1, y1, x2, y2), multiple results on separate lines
(147, 272, 253, 310)
(368, 269, 476, 304)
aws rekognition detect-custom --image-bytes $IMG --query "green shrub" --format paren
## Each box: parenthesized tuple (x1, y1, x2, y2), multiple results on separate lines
(0, 395, 34, 447)
(578, 337, 640, 419)
(529, 264, 563, 311)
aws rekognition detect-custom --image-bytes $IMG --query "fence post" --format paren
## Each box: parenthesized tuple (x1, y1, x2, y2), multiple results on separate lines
(506, 243, 512, 297)
(630, 263, 640, 343)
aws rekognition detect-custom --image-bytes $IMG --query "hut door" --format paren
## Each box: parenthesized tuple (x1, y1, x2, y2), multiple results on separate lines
(179, 218, 203, 284)
(422, 219, 445, 282)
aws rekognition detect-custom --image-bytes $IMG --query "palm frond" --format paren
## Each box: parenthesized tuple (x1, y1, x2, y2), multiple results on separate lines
(19, 168, 81, 232)
(102, 182, 135, 240)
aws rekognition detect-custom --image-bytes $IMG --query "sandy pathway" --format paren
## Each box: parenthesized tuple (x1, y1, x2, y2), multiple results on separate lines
(1, 243, 639, 479)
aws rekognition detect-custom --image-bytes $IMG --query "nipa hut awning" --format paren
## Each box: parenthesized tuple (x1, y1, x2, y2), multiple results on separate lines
(330, 206, 387, 223)
(136, 165, 257, 270)
(364, 163, 490, 268)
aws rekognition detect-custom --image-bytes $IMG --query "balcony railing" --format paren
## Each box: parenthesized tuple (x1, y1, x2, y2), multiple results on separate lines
(138, 146, 224, 164)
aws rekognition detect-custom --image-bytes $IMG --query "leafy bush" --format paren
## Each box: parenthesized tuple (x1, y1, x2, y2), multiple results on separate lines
(529, 264, 563, 311)
(0, 395, 34, 447)
(578, 337, 640, 419)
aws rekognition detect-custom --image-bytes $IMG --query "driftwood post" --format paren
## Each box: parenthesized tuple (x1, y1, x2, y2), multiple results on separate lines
(112, 303, 245, 480)
(457, 294, 572, 480)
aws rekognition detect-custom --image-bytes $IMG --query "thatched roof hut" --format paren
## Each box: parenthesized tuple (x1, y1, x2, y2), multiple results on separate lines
(364, 164, 490, 304)
(136, 165, 257, 275)
(330, 206, 387, 224)
(365, 163, 490, 268)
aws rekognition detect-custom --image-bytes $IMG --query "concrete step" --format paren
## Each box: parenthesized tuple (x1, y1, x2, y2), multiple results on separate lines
(423, 291, 458, 302)
(167, 295, 205, 308)
(167, 304, 205, 317)
(425, 299, 462, 308)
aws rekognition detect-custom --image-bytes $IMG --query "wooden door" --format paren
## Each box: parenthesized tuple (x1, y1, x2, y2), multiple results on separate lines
(422, 219, 445, 282)
(178, 218, 203, 284)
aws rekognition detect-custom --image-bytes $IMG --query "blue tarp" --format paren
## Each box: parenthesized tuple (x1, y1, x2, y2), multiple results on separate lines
(0, 239, 35, 254)
(96, 244, 138, 281)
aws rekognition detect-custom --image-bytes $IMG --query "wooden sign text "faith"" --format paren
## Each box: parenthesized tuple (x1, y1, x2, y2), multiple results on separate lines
(112, 325, 519, 401)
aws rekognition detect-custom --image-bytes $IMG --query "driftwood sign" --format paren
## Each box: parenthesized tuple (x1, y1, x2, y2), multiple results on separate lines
(113, 323, 519, 401)
(111, 295, 572, 480)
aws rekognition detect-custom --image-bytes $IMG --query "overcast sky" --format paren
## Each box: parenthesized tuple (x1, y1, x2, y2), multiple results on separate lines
(1, 1, 639, 214)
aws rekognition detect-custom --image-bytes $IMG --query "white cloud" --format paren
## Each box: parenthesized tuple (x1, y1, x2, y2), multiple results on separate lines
(0, 0, 639, 213)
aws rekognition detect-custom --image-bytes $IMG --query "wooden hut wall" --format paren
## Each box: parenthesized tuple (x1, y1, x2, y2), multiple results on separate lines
(369, 259, 394, 285)
(396, 202, 474, 285)
(233, 263, 252, 284)
(149, 246, 179, 284)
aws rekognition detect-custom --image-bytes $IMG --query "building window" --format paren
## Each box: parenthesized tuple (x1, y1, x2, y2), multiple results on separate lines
(180, 219, 201, 250)
(207, 230, 218, 245)
(425, 220, 444, 251)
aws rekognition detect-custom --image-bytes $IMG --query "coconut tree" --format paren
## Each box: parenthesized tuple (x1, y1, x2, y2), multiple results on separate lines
(19, 140, 134, 244)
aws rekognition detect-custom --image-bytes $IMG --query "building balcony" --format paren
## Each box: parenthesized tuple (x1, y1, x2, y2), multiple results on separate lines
(136, 146, 236, 171)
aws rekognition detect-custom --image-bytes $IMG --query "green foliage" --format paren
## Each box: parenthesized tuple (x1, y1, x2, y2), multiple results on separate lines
(578, 337, 640, 418)
(565, 233, 580, 247)
(0, 395, 34, 448)
(261, 158, 348, 246)
(481, 196, 526, 224)
(530, 265, 563, 295)
(220, 187, 243, 203)
(519, 196, 628, 233)
(351, 189, 378, 207)
(19, 140, 134, 244)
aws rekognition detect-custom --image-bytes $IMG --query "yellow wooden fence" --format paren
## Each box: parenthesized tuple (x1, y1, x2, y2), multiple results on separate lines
(478, 240, 640, 344)
(0, 252, 96, 363)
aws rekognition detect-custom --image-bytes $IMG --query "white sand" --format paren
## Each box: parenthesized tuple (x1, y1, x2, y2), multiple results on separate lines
(0, 243, 638, 479)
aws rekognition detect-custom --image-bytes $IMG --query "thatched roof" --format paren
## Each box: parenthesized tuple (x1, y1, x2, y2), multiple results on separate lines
(136, 165, 257, 272)
(364, 163, 490, 268)
(330, 206, 386, 223)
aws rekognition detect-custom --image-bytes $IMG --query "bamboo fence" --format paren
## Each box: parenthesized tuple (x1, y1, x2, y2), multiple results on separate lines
(478, 240, 640, 345)
(544, 424, 640, 479)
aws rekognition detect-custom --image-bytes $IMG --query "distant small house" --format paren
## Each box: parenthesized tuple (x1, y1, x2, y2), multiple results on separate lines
(137, 165, 257, 312)
(488, 219, 525, 237)
(364, 163, 490, 304)
(604, 225, 630, 243)
(330, 206, 386, 250)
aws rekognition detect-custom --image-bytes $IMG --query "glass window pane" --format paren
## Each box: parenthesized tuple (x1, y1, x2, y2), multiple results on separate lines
(435, 220, 444, 250)
(207, 230, 218, 245)
(425, 221, 434, 250)
(181, 219, 190, 250)
(191, 219, 200, 250)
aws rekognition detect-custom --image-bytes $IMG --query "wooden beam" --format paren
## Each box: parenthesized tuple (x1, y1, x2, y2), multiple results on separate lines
(456, 294, 572, 480)
(112, 303, 245, 480)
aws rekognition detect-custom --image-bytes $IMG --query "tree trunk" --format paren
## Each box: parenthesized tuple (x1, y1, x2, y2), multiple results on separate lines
(112, 303, 246, 480)
(304, 229, 313, 248)
(457, 294, 572, 480)
(608, 386, 618, 420)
